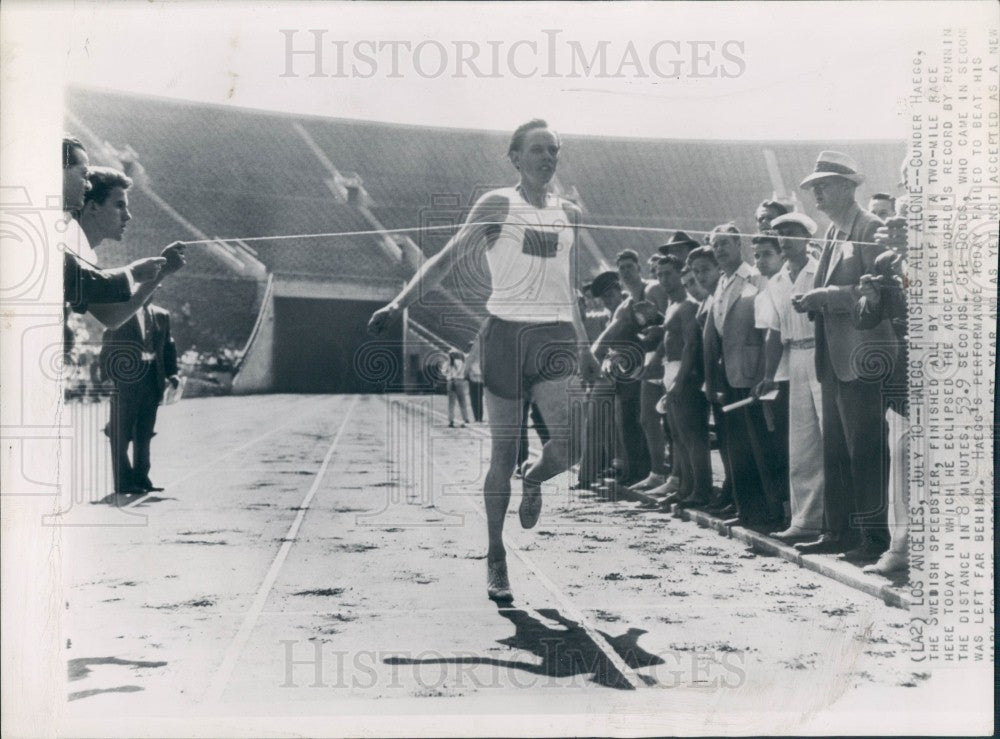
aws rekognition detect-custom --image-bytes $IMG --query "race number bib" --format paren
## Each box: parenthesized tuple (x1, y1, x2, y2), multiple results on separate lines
(521, 228, 559, 258)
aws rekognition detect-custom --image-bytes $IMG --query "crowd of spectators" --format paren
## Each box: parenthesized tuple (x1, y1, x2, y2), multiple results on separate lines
(523, 150, 909, 580)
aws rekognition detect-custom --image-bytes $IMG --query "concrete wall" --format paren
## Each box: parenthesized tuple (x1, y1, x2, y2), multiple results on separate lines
(231, 275, 276, 395)
(232, 274, 402, 394)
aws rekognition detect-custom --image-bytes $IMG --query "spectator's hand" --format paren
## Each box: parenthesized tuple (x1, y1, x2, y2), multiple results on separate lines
(858, 274, 882, 304)
(168, 374, 180, 389)
(367, 303, 401, 335)
(631, 300, 664, 327)
(791, 289, 826, 313)
(753, 378, 775, 399)
(578, 347, 600, 389)
(130, 257, 167, 283)
(160, 242, 187, 275)
(637, 325, 665, 348)
(875, 217, 908, 253)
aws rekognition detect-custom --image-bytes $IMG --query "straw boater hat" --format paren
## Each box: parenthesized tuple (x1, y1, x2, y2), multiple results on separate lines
(799, 151, 865, 189)
(770, 212, 819, 236)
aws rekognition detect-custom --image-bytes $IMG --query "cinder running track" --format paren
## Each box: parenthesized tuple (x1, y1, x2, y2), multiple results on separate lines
(63, 394, 943, 733)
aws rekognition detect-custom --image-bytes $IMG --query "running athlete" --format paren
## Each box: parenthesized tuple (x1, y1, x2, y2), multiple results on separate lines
(367, 119, 599, 603)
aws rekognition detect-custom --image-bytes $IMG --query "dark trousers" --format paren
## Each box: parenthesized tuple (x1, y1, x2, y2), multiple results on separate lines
(614, 379, 649, 484)
(517, 401, 550, 469)
(710, 401, 733, 504)
(109, 369, 160, 492)
(666, 385, 711, 500)
(761, 380, 791, 513)
(469, 380, 484, 422)
(718, 383, 773, 523)
(576, 380, 617, 487)
(820, 373, 890, 547)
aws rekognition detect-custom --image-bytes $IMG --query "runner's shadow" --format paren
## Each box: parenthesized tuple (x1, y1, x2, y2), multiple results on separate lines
(384, 607, 662, 689)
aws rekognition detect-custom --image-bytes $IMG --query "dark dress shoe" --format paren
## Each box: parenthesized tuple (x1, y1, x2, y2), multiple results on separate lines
(795, 534, 855, 555)
(840, 542, 887, 563)
(137, 478, 165, 492)
(710, 503, 738, 519)
(115, 486, 145, 495)
(676, 495, 710, 509)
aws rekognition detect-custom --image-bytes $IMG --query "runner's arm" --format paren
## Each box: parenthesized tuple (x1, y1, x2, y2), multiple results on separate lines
(368, 194, 508, 333)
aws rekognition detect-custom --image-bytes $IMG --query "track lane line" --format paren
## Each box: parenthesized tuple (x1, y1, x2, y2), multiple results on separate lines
(204, 395, 359, 703)
(385, 394, 647, 690)
(124, 395, 322, 507)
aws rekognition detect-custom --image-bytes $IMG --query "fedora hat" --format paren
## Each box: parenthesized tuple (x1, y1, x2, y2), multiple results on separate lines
(584, 270, 620, 299)
(657, 230, 700, 256)
(800, 151, 865, 189)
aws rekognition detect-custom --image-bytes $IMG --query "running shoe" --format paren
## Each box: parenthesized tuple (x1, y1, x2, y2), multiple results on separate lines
(487, 558, 513, 602)
(519, 480, 542, 529)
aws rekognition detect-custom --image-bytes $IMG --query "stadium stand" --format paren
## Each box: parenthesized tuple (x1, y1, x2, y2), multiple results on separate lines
(66, 86, 906, 376)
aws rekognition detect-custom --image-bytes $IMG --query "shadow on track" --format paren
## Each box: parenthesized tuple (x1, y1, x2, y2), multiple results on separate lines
(384, 607, 662, 690)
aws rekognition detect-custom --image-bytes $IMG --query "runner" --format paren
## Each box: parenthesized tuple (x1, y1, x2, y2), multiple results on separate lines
(367, 119, 599, 603)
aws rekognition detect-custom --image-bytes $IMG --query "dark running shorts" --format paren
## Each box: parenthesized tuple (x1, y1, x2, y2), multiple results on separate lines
(480, 316, 578, 401)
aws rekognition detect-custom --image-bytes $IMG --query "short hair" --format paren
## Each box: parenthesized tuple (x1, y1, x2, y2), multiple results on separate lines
(871, 192, 896, 207)
(686, 246, 718, 267)
(657, 254, 685, 273)
(758, 199, 790, 217)
(508, 119, 551, 155)
(63, 135, 85, 169)
(83, 166, 132, 207)
(751, 230, 781, 252)
(710, 223, 741, 243)
(616, 249, 640, 266)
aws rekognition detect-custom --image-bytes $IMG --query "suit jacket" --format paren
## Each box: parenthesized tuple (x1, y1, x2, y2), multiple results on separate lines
(64, 252, 132, 314)
(812, 204, 896, 383)
(855, 271, 908, 412)
(101, 304, 177, 401)
(703, 264, 765, 393)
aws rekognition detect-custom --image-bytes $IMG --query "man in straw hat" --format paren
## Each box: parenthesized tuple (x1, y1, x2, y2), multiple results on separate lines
(791, 151, 896, 562)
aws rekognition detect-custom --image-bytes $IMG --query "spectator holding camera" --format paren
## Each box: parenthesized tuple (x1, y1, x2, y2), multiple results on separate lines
(591, 249, 661, 486)
(854, 209, 909, 576)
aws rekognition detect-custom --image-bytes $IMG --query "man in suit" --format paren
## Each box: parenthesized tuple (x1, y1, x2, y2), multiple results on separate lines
(102, 298, 179, 494)
(792, 151, 896, 560)
(686, 246, 733, 515)
(657, 255, 712, 509)
(703, 224, 781, 525)
(72, 163, 185, 495)
(61, 136, 167, 319)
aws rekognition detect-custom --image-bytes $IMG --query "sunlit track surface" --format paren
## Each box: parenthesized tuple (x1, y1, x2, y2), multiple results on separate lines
(65, 393, 936, 725)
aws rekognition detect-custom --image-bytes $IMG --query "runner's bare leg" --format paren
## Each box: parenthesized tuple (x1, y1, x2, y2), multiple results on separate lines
(521, 376, 575, 485)
(483, 388, 523, 561)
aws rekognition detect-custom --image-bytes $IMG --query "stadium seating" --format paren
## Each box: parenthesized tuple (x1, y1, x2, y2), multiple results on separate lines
(67, 87, 906, 358)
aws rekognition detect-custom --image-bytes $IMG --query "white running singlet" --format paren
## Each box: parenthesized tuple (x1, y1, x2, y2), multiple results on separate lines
(481, 186, 577, 323)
